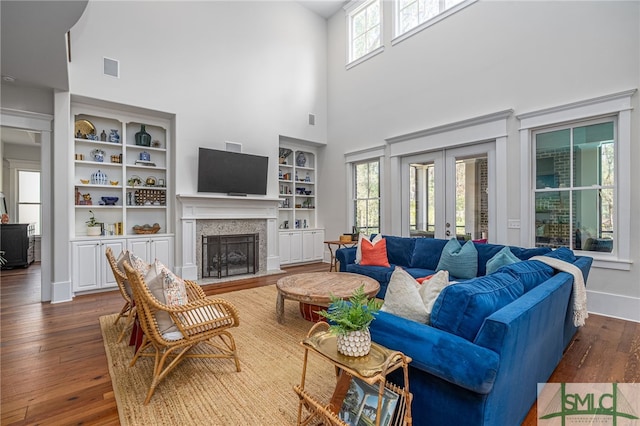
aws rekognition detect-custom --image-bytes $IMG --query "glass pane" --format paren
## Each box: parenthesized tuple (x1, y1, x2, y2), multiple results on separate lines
(573, 122, 614, 187)
(355, 163, 369, 198)
(18, 171, 40, 203)
(366, 27, 380, 51)
(535, 129, 570, 189)
(368, 162, 379, 197)
(409, 162, 436, 238)
(454, 156, 488, 240)
(18, 204, 41, 235)
(574, 189, 613, 252)
(366, 2, 380, 29)
(401, 2, 418, 32)
(534, 191, 571, 248)
(366, 200, 380, 227)
(353, 34, 366, 60)
(445, 0, 465, 9)
(353, 10, 366, 37)
(421, 0, 439, 21)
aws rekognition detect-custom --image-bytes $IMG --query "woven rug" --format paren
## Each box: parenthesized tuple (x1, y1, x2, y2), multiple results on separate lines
(100, 284, 334, 425)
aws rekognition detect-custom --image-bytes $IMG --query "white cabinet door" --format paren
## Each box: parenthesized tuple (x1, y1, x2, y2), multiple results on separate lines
(128, 238, 151, 263)
(100, 239, 126, 289)
(150, 236, 174, 269)
(303, 230, 325, 261)
(279, 232, 292, 264)
(72, 241, 101, 292)
(290, 231, 303, 263)
(280, 231, 303, 264)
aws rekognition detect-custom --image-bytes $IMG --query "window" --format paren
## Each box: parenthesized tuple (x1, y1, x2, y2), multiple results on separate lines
(533, 119, 615, 253)
(18, 170, 41, 235)
(393, 0, 475, 42)
(518, 89, 634, 270)
(354, 160, 380, 235)
(347, 0, 383, 66)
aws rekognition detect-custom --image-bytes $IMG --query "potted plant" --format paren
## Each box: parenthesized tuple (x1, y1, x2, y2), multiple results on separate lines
(86, 210, 102, 236)
(317, 285, 382, 357)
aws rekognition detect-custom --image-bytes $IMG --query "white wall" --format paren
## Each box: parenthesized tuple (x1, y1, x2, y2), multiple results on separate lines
(68, 1, 328, 196)
(324, 1, 639, 320)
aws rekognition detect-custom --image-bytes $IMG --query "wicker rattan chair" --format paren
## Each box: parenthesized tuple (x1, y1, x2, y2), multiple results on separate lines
(123, 261, 241, 404)
(105, 247, 136, 343)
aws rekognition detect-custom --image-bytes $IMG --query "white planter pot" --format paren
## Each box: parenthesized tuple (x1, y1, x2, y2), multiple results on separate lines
(336, 328, 371, 357)
(87, 226, 102, 236)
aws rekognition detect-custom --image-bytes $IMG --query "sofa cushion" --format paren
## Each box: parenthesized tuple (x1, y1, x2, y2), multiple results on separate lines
(486, 247, 521, 275)
(430, 272, 524, 341)
(500, 260, 554, 292)
(544, 247, 577, 263)
(360, 237, 390, 267)
(509, 246, 552, 260)
(346, 264, 393, 288)
(381, 267, 429, 323)
(436, 239, 478, 279)
(409, 238, 449, 270)
(383, 235, 416, 267)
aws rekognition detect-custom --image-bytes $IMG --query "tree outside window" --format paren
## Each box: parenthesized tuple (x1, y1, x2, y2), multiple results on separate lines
(354, 160, 380, 235)
(349, 0, 382, 63)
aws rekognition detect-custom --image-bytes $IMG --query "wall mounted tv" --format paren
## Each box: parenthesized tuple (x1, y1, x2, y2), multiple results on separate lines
(197, 147, 269, 196)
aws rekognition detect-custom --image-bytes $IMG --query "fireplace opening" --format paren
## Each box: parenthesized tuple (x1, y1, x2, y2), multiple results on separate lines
(202, 233, 258, 279)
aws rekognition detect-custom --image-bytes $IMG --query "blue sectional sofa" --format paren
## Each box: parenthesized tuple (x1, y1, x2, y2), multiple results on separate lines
(336, 236, 592, 426)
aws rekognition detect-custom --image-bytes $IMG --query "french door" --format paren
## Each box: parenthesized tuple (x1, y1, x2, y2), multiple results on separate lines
(401, 142, 495, 241)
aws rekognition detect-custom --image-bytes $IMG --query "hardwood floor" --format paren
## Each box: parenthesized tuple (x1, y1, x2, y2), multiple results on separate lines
(1, 263, 638, 425)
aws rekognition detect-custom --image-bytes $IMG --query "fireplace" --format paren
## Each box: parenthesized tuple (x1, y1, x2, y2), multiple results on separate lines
(202, 233, 258, 279)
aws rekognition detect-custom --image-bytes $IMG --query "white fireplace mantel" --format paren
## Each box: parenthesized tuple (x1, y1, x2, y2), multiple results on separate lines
(176, 194, 281, 279)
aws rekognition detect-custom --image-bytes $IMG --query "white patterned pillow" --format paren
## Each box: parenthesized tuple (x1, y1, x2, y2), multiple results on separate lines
(145, 260, 189, 335)
(116, 250, 150, 297)
(418, 270, 452, 324)
(381, 267, 429, 323)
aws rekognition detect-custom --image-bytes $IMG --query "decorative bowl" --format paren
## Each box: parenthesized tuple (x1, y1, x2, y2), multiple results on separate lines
(101, 196, 119, 206)
(80, 179, 90, 184)
(110, 180, 119, 186)
(304, 190, 312, 195)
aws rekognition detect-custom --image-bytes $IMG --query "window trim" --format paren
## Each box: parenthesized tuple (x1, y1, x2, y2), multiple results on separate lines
(517, 89, 635, 270)
(391, 0, 477, 46)
(345, 0, 384, 68)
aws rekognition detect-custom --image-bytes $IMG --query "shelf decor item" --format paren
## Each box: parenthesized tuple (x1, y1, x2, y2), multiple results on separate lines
(86, 210, 102, 236)
(100, 130, 107, 141)
(135, 124, 152, 146)
(296, 151, 306, 167)
(109, 129, 120, 143)
(279, 147, 292, 164)
(317, 285, 382, 357)
(91, 148, 105, 162)
(91, 170, 108, 185)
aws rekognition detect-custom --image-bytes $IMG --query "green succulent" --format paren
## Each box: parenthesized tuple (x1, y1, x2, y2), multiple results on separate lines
(317, 285, 382, 335)
(86, 210, 98, 227)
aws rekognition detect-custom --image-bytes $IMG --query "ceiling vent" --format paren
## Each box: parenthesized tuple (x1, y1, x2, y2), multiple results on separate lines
(103, 57, 119, 78)
(225, 141, 242, 153)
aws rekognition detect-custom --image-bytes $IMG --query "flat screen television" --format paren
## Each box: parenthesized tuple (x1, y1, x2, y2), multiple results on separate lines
(197, 147, 269, 195)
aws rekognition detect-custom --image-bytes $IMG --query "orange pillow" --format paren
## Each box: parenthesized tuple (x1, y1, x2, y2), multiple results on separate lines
(416, 275, 434, 284)
(359, 237, 390, 267)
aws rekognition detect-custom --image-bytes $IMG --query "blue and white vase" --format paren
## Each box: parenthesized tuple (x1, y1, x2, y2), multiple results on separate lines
(91, 170, 108, 185)
(109, 129, 120, 143)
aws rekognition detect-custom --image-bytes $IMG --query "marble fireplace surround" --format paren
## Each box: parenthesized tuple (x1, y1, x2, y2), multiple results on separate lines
(176, 194, 281, 281)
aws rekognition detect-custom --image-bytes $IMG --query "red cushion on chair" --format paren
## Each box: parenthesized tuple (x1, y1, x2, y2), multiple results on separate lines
(359, 238, 390, 267)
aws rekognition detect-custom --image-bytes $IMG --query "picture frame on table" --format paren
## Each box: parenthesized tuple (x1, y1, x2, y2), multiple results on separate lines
(338, 376, 400, 426)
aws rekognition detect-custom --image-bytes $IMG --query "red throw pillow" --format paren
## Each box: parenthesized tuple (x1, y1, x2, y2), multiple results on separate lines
(416, 275, 434, 284)
(359, 237, 390, 267)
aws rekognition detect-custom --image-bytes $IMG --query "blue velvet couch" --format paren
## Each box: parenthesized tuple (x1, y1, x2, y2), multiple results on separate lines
(336, 236, 592, 426)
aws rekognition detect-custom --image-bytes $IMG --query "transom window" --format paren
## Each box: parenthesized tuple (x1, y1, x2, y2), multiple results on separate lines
(394, 0, 475, 41)
(533, 118, 615, 253)
(354, 159, 380, 235)
(347, 0, 382, 65)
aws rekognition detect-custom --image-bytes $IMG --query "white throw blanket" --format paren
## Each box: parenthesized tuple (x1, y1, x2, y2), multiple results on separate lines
(530, 256, 588, 327)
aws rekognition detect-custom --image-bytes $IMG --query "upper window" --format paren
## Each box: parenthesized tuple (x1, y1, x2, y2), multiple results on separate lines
(393, 0, 475, 42)
(533, 119, 615, 254)
(353, 159, 380, 235)
(347, 0, 383, 66)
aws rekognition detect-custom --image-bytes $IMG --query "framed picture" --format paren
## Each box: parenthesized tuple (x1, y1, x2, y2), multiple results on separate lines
(338, 376, 400, 426)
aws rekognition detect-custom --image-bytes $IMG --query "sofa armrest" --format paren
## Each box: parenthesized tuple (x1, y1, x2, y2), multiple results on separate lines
(370, 310, 499, 394)
(336, 247, 357, 272)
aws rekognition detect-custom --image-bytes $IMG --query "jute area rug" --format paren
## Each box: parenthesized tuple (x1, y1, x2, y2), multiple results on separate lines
(100, 284, 335, 425)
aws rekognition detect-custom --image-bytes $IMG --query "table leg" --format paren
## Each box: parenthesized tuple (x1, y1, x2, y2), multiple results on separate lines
(327, 243, 336, 272)
(276, 290, 285, 323)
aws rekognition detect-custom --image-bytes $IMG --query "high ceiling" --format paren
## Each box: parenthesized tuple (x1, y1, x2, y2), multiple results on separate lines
(298, 1, 346, 19)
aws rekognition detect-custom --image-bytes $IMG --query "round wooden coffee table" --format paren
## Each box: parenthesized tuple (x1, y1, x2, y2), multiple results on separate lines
(275, 272, 380, 324)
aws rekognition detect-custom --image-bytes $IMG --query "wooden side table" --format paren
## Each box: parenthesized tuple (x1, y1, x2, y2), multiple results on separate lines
(295, 321, 412, 426)
(324, 240, 357, 272)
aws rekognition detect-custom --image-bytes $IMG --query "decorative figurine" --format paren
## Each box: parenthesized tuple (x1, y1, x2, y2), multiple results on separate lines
(296, 152, 306, 167)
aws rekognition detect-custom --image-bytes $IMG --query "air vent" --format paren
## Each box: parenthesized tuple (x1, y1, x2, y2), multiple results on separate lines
(103, 57, 119, 78)
(308, 113, 316, 126)
(225, 141, 242, 153)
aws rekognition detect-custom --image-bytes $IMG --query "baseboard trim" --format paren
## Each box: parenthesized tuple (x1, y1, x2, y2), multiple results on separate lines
(587, 289, 640, 323)
(51, 280, 73, 303)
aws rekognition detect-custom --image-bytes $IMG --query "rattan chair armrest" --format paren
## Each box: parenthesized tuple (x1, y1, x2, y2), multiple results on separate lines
(170, 298, 240, 336)
(184, 280, 207, 300)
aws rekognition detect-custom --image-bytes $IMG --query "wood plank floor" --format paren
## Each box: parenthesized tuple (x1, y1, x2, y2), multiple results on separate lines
(1, 263, 638, 425)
